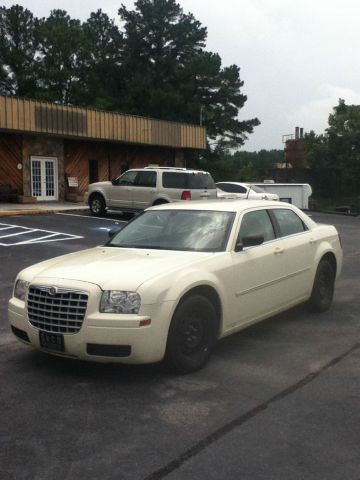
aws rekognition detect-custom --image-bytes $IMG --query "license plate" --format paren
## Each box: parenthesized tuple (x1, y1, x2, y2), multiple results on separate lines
(39, 331, 65, 352)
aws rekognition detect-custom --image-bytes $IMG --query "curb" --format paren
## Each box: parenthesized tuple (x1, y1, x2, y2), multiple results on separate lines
(0, 207, 88, 217)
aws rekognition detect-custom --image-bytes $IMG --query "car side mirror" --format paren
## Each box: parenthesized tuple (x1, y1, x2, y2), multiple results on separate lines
(235, 234, 264, 252)
(108, 226, 123, 238)
(111, 178, 119, 186)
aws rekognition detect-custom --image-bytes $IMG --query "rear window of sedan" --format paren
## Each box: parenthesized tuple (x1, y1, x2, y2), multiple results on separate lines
(272, 208, 307, 236)
(162, 172, 216, 189)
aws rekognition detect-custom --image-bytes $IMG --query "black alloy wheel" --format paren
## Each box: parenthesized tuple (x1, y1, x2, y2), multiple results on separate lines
(309, 259, 336, 313)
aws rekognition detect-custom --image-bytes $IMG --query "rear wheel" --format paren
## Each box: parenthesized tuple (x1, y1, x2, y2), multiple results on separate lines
(165, 295, 218, 374)
(309, 259, 335, 312)
(89, 194, 106, 216)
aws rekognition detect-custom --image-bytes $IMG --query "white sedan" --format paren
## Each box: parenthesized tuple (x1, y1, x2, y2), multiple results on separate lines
(9, 200, 342, 373)
(217, 181, 279, 201)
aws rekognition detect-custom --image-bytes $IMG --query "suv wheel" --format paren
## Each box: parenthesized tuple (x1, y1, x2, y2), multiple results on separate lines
(89, 194, 106, 216)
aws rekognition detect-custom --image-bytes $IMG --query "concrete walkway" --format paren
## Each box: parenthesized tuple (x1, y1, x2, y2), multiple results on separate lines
(0, 201, 88, 217)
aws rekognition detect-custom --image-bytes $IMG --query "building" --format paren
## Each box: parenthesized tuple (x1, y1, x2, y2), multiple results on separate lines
(0, 96, 206, 202)
(282, 127, 307, 168)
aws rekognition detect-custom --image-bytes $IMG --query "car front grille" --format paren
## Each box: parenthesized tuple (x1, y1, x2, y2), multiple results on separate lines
(27, 285, 88, 334)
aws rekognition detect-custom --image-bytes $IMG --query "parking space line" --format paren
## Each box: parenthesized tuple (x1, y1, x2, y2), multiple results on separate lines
(0, 222, 84, 247)
(56, 212, 123, 222)
(0, 226, 17, 231)
(0, 229, 37, 239)
(14, 233, 60, 245)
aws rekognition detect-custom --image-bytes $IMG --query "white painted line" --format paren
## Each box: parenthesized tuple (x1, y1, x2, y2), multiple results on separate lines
(0, 222, 84, 247)
(19, 236, 83, 245)
(56, 212, 125, 222)
(0, 226, 16, 231)
(0, 222, 35, 230)
(0, 229, 38, 239)
(14, 233, 60, 245)
(0, 233, 84, 246)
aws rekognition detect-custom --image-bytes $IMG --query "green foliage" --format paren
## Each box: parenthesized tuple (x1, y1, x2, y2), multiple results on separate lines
(194, 145, 283, 182)
(118, 0, 259, 146)
(0, 1, 259, 148)
(0, 5, 38, 96)
(303, 99, 360, 199)
(79, 10, 124, 109)
(35, 10, 85, 103)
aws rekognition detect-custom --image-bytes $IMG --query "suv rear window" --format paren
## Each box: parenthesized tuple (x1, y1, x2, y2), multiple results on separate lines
(162, 172, 216, 189)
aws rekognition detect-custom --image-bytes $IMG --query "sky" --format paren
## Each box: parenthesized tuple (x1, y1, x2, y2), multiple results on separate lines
(2, 0, 360, 151)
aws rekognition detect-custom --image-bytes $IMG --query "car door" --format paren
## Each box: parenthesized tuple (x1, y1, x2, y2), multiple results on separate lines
(109, 170, 138, 208)
(229, 208, 289, 328)
(269, 207, 317, 301)
(132, 170, 157, 209)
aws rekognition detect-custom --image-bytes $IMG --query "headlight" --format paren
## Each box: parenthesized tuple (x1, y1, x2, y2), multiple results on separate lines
(14, 279, 30, 301)
(100, 291, 141, 314)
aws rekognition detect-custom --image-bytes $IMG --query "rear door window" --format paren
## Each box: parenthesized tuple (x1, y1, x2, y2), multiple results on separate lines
(134, 171, 157, 187)
(271, 208, 307, 237)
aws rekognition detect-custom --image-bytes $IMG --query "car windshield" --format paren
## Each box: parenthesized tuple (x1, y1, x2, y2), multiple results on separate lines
(108, 210, 235, 252)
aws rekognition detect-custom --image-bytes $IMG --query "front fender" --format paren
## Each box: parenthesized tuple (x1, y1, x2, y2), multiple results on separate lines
(88, 188, 108, 205)
(138, 267, 229, 333)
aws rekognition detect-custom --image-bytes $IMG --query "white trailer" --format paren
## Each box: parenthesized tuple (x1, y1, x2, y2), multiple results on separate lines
(253, 182, 312, 209)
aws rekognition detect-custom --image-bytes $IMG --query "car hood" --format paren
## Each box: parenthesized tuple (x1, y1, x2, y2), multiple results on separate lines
(23, 246, 212, 291)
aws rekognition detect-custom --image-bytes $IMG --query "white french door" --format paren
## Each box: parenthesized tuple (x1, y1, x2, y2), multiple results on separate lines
(31, 156, 58, 201)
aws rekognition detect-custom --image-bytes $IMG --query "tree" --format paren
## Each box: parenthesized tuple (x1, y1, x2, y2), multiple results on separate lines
(79, 10, 123, 109)
(35, 10, 85, 104)
(118, 0, 259, 147)
(0, 5, 38, 96)
(304, 99, 360, 198)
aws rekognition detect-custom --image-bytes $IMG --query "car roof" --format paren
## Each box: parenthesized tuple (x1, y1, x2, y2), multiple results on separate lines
(148, 199, 292, 213)
(216, 181, 249, 186)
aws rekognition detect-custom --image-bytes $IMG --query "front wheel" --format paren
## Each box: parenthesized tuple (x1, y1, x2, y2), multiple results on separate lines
(308, 260, 335, 313)
(89, 194, 106, 216)
(165, 295, 218, 374)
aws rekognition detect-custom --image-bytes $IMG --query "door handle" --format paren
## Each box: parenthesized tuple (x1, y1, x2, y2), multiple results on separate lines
(274, 247, 284, 255)
(309, 237, 317, 244)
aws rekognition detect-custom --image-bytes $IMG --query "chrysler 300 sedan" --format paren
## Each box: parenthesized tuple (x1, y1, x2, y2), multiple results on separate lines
(9, 200, 342, 373)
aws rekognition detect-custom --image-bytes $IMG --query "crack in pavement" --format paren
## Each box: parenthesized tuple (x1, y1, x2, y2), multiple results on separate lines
(143, 342, 360, 480)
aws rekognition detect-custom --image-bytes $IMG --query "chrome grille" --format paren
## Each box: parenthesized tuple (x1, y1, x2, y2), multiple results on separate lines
(27, 285, 88, 334)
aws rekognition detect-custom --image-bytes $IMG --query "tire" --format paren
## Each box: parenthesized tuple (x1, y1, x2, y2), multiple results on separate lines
(152, 199, 169, 206)
(165, 294, 218, 374)
(308, 259, 335, 313)
(89, 194, 106, 216)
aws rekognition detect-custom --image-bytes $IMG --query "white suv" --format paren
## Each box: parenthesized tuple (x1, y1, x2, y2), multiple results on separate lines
(86, 166, 217, 216)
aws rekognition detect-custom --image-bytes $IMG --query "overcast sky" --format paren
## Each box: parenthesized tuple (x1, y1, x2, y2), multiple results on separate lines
(2, 0, 360, 151)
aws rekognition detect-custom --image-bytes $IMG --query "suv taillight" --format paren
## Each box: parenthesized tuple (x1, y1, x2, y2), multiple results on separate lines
(181, 190, 191, 201)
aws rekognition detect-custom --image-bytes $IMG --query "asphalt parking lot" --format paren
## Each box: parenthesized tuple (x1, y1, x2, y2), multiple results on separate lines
(0, 210, 359, 480)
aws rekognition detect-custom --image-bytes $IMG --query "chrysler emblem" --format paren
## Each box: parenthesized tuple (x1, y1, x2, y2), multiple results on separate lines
(49, 286, 58, 296)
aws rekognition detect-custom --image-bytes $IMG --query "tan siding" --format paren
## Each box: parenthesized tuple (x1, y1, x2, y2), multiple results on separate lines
(0, 96, 206, 149)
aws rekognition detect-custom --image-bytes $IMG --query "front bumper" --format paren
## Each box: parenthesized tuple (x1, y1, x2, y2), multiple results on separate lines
(8, 282, 175, 364)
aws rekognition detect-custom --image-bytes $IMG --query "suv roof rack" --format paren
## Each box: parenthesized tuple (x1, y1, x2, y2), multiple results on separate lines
(144, 166, 187, 171)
